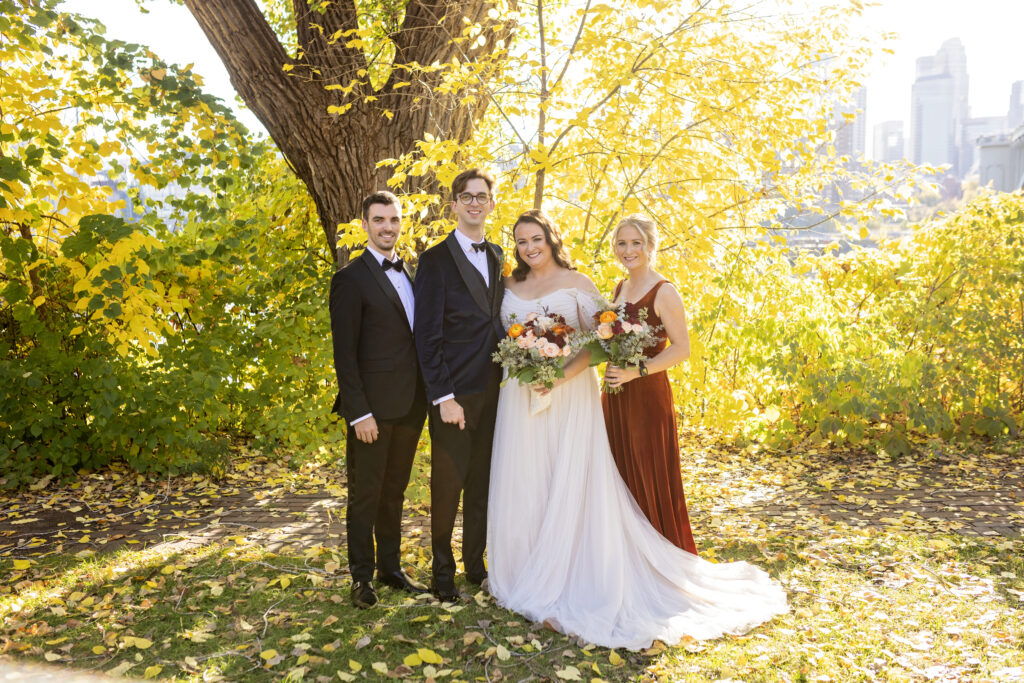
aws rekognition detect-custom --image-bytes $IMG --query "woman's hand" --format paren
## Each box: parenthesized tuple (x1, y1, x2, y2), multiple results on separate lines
(604, 364, 640, 389)
(530, 377, 562, 396)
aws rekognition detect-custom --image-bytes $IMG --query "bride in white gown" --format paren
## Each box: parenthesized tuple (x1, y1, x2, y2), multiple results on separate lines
(487, 210, 787, 651)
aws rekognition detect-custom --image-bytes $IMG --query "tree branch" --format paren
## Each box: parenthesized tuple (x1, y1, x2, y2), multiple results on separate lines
(533, 0, 547, 209)
(291, 0, 366, 84)
(549, 0, 591, 94)
(182, 0, 327, 174)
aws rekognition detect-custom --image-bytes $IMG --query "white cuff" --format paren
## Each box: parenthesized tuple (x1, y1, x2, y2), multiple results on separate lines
(351, 413, 373, 425)
(432, 394, 455, 406)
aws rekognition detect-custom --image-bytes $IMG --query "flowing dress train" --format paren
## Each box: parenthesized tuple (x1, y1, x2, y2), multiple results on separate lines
(487, 287, 787, 650)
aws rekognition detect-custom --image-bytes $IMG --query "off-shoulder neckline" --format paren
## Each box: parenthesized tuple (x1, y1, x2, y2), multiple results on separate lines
(503, 286, 580, 303)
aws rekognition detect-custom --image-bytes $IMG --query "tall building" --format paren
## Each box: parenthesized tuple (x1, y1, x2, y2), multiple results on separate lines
(834, 88, 867, 159)
(873, 120, 904, 163)
(910, 38, 969, 174)
(963, 116, 1008, 173)
(978, 127, 1024, 192)
(911, 74, 957, 168)
(1010, 81, 1024, 130)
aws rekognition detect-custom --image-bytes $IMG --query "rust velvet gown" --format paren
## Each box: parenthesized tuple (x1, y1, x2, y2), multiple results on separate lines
(602, 279, 698, 554)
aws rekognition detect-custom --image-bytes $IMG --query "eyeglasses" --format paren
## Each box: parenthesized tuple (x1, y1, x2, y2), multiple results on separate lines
(457, 192, 492, 205)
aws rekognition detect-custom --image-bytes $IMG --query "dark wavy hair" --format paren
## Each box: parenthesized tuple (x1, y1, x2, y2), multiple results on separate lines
(361, 190, 400, 220)
(509, 209, 574, 282)
(451, 167, 496, 197)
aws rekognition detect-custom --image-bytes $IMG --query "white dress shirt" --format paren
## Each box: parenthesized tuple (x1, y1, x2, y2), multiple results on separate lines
(353, 246, 415, 425)
(365, 246, 415, 328)
(452, 228, 489, 288)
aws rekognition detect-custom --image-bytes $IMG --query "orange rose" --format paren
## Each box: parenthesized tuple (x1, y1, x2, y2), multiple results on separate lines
(551, 323, 566, 336)
(502, 260, 513, 277)
(599, 310, 618, 324)
(508, 323, 525, 338)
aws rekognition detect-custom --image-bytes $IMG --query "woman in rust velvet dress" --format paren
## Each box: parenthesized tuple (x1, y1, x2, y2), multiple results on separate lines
(602, 214, 698, 554)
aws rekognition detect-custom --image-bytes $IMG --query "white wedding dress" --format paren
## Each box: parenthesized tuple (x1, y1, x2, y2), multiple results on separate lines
(487, 287, 788, 650)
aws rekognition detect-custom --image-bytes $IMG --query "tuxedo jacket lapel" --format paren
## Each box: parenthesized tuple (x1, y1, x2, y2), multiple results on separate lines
(445, 232, 490, 314)
(359, 249, 410, 328)
(485, 243, 504, 316)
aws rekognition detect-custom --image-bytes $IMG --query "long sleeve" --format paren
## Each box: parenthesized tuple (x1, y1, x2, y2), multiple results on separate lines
(413, 250, 455, 402)
(329, 270, 371, 422)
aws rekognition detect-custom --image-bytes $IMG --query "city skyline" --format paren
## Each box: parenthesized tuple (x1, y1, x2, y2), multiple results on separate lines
(865, 36, 1020, 175)
(858, 1, 1024, 159)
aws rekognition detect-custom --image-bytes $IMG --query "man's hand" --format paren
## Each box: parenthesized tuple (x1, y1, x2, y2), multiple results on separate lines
(439, 398, 466, 430)
(354, 416, 380, 443)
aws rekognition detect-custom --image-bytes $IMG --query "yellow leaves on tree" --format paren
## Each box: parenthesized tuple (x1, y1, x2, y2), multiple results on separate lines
(371, 0, 932, 443)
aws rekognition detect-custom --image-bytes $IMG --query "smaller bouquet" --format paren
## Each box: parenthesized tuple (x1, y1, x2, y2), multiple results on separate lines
(492, 310, 575, 414)
(581, 301, 663, 393)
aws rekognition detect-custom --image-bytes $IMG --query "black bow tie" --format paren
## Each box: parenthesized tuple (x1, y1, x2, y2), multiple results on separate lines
(382, 257, 404, 272)
(471, 241, 487, 253)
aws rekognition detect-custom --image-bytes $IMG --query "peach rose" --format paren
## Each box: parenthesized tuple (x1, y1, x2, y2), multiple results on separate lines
(508, 323, 525, 338)
(525, 312, 538, 322)
(561, 345, 572, 357)
(542, 343, 562, 358)
(516, 334, 536, 349)
(599, 310, 618, 324)
(597, 322, 614, 339)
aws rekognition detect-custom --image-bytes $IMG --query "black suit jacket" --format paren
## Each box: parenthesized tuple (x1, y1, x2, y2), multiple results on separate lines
(413, 232, 505, 402)
(330, 249, 425, 423)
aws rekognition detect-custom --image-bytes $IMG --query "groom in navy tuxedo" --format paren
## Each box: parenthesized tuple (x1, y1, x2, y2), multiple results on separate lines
(330, 191, 428, 608)
(414, 168, 505, 601)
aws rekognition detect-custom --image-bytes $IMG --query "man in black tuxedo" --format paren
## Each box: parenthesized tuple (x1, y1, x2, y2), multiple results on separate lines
(330, 191, 428, 608)
(414, 168, 505, 601)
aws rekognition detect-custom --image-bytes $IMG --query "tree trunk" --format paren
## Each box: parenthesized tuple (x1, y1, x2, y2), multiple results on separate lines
(182, 0, 513, 268)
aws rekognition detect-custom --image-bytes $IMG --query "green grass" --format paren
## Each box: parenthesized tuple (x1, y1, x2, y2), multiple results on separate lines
(1, 440, 1022, 681)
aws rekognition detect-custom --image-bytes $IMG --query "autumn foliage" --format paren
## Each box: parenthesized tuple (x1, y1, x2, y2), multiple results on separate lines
(2, 0, 1022, 486)
(683, 192, 1024, 452)
(0, 2, 331, 485)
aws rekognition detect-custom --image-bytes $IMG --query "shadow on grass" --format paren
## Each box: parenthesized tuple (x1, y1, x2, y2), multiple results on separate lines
(6, 517, 1024, 682)
(1, 530, 819, 682)
(5, 438, 1023, 682)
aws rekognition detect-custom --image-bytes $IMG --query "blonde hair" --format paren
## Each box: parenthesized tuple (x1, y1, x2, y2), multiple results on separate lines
(612, 214, 659, 266)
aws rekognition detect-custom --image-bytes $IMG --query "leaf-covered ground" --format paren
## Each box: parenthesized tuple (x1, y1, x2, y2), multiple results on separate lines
(1, 437, 1022, 682)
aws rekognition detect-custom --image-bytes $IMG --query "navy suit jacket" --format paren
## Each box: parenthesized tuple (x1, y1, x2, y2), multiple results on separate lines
(329, 249, 425, 422)
(413, 232, 505, 402)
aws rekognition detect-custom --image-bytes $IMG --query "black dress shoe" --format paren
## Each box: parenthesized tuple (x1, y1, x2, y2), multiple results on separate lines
(466, 571, 488, 587)
(351, 581, 378, 609)
(431, 580, 460, 603)
(378, 569, 428, 593)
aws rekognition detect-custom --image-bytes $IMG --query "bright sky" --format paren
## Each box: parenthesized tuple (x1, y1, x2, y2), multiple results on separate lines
(857, 0, 1024, 155)
(61, 0, 1024, 158)
(60, 0, 264, 133)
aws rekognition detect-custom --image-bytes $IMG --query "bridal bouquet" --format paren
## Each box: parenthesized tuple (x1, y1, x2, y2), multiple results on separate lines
(580, 301, 663, 393)
(492, 310, 575, 414)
